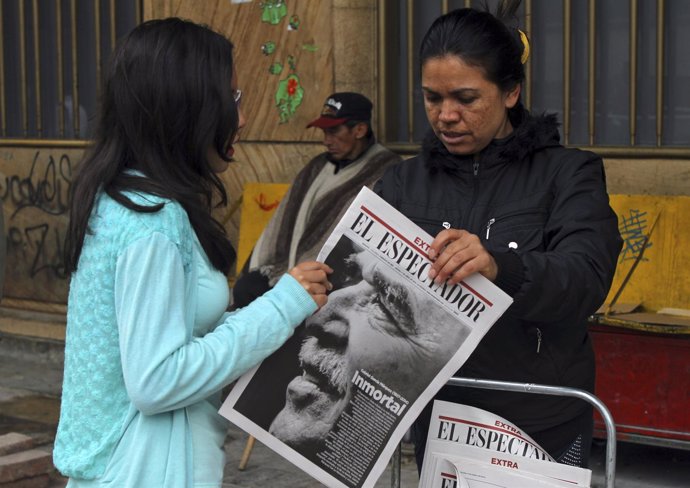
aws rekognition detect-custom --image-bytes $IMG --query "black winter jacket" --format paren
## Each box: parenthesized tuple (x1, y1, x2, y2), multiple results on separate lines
(374, 111, 622, 452)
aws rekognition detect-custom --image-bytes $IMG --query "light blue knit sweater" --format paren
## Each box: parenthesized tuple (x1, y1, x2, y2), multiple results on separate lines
(54, 191, 316, 486)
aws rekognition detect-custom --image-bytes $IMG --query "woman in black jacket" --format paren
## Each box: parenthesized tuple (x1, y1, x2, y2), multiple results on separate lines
(375, 0, 622, 471)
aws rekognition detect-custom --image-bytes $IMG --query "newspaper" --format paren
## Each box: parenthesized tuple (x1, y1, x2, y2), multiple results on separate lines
(420, 400, 592, 487)
(426, 456, 573, 488)
(220, 187, 513, 488)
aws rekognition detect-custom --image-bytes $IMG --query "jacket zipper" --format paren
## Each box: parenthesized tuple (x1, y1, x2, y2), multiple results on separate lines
(462, 154, 481, 229)
(536, 327, 542, 354)
(484, 208, 549, 240)
(485, 218, 496, 239)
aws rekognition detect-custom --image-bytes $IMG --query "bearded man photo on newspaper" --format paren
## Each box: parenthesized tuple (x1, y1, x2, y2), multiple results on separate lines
(231, 236, 471, 461)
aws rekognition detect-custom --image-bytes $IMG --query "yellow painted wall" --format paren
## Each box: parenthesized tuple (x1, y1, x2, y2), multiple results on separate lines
(606, 194, 690, 311)
(234, 182, 289, 274)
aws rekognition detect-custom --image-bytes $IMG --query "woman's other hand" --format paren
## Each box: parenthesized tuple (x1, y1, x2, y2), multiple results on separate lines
(428, 228, 498, 285)
(289, 261, 333, 309)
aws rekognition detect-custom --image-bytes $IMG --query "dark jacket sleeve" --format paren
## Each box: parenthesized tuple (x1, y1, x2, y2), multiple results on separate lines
(372, 172, 386, 198)
(373, 163, 401, 209)
(509, 150, 622, 323)
(230, 255, 270, 310)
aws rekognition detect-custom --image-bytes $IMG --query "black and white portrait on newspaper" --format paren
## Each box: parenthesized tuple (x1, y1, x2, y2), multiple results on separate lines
(220, 187, 513, 488)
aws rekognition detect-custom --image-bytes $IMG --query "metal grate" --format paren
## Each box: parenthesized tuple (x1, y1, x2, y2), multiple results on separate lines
(378, 0, 690, 156)
(0, 0, 140, 141)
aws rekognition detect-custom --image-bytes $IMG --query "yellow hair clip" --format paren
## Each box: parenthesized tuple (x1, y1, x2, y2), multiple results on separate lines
(518, 29, 530, 64)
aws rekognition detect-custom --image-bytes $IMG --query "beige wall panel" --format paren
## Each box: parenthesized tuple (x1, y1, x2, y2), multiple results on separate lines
(604, 158, 690, 196)
(146, 0, 334, 142)
(0, 147, 82, 307)
(333, 0, 372, 7)
(0, 141, 321, 313)
(143, 0, 174, 19)
(1, 143, 687, 309)
(332, 4, 376, 95)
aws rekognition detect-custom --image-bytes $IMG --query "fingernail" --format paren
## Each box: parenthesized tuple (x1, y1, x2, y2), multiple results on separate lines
(428, 249, 436, 260)
(428, 268, 437, 280)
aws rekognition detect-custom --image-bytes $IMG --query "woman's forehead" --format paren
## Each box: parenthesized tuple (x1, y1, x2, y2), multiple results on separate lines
(422, 55, 491, 86)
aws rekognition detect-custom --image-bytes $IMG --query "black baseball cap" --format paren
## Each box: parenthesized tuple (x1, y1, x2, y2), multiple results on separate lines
(306, 92, 373, 129)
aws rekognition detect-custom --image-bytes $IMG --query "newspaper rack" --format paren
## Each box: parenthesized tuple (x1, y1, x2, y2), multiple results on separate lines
(389, 377, 617, 488)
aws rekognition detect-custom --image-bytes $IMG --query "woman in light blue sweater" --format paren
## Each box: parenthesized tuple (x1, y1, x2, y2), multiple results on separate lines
(53, 18, 332, 487)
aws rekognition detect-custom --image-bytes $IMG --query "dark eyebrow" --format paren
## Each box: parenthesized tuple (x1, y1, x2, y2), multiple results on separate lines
(421, 86, 480, 97)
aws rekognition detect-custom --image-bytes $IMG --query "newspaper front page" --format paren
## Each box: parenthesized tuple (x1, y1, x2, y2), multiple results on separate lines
(420, 400, 592, 487)
(220, 187, 513, 488)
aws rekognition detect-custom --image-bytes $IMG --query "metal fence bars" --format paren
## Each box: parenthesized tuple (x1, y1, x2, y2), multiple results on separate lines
(389, 376, 617, 488)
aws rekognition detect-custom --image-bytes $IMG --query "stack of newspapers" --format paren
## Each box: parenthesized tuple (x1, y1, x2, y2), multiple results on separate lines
(420, 400, 592, 487)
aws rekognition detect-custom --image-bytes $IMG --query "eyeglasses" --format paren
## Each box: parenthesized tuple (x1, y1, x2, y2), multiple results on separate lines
(233, 89, 242, 107)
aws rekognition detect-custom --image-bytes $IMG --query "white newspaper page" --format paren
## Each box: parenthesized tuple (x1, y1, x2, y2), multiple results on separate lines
(419, 401, 591, 487)
(427, 455, 568, 488)
(220, 187, 513, 488)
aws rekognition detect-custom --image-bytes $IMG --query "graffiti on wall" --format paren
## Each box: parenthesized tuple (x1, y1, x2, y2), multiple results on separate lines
(618, 208, 653, 263)
(0, 147, 79, 304)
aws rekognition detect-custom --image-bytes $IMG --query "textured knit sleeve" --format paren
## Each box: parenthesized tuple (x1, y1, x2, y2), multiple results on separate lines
(114, 232, 316, 415)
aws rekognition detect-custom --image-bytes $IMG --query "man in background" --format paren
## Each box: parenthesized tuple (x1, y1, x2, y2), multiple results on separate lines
(232, 92, 402, 307)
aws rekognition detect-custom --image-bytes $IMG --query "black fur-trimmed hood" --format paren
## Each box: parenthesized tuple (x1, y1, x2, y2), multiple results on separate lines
(422, 110, 561, 175)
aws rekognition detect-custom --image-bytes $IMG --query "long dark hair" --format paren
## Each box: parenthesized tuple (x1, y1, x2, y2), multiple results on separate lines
(419, 0, 526, 121)
(65, 18, 238, 275)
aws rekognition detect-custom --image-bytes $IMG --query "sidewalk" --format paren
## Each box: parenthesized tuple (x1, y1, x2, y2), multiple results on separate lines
(2, 333, 689, 488)
(0, 334, 66, 487)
